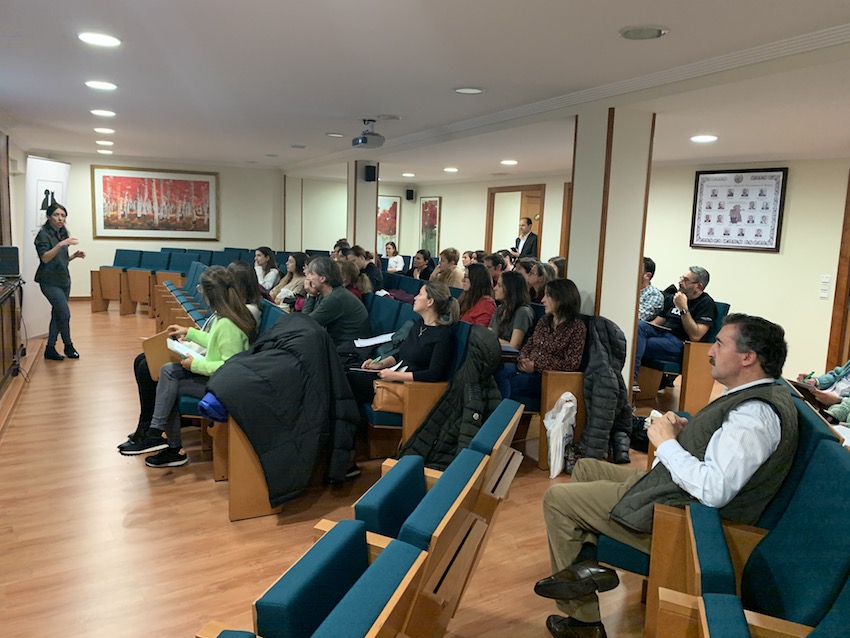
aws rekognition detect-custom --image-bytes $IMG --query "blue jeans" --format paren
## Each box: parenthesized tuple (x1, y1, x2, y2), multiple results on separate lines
(494, 362, 542, 403)
(39, 283, 72, 348)
(149, 362, 207, 448)
(633, 321, 684, 381)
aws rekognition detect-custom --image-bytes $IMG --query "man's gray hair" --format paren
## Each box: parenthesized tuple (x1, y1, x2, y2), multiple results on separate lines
(689, 266, 710, 289)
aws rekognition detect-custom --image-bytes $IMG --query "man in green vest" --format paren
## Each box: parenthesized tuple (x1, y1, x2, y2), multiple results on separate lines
(535, 313, 798, 638)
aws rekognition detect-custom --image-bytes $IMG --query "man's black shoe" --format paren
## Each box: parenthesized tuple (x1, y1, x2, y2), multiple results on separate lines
(546, 615, 607, 638)
(534, 561, 619, 600)
(64, 345, 80, 359)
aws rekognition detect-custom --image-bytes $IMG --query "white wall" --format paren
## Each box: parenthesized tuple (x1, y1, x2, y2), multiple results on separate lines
(302, 178, 346, 251)
(645, 160, 850, 376)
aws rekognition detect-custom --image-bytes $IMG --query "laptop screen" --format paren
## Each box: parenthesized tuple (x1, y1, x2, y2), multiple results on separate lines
(0, 246, 20, 277)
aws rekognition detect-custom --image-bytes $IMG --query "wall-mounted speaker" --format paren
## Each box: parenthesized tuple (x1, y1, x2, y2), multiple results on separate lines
(364, 165, 377, 182)
(405, 189, 415, 201)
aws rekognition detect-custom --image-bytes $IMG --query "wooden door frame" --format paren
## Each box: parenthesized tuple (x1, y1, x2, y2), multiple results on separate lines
(485, 184, 546, 254)
(827, 169, 850, 368)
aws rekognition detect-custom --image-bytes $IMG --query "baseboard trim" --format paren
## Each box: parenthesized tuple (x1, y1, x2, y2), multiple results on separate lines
(0, 339, 43, 445)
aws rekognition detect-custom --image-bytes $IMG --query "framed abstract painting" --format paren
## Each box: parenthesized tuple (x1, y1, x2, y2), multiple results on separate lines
(419, 196, 441, 256)
(377, 195, 401, 254)
(91, 166, 219, 240)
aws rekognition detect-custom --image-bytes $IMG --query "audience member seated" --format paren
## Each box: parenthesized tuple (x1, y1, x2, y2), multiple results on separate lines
(384, 241, 404, 273)
(483, 252, 506, 287)
(462, 250, 475, 270)
(638, 255, 664, 321)
(497, 248, 516, 272)
(796, 358, 850, 408)
(228, 260, 262, 325)
(339, 258, 371, 302)
(348, 245, 383, 292)
(118, 262, 260, 457)
(458, 263, 496, 327)
(269, 251, 308, 307)
(633, 265, 717, 392)
(534, 314, 797, 638)
(431, 247, 464, 288)
(117, 266, 257, 467)
(489, 271, 534, 349)
(254, 246, 281, 292)
(548, 255, 566, 280)
(402, 249, 435, 280)
(517, 258, 553, 303)
(331, 239, 351, 261)
(302, 257, 371, 346)
(494, 279, 587, 400)
(346, 281, 459, 406)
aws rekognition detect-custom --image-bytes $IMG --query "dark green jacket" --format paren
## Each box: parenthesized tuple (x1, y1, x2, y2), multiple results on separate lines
(610, 383, 798, 533)
(34, 224, 70, 286)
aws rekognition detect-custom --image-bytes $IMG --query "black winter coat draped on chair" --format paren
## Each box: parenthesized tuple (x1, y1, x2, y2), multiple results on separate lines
(207, 313, 359, 506)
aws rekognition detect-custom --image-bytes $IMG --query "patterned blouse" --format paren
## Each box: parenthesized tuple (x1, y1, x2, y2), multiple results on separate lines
(519, 315, 586, 373)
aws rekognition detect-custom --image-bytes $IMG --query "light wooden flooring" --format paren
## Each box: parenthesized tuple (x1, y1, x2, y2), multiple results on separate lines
(0, 302, 680, 637)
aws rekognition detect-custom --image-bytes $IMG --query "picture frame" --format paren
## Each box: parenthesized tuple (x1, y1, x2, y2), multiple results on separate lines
(419, 196, 441, 257)
(91, 166, 219, 240)
(377, 195, 401, 255)
(690, 167, 787, 252)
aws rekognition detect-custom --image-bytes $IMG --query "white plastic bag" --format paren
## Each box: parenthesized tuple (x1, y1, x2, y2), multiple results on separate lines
(544, 391, 577, 478)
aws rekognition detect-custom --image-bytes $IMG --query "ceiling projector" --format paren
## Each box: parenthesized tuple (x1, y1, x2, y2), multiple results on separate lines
(352, 119, 385, 149)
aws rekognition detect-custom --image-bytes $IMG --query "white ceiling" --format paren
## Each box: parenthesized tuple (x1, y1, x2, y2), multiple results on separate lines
(2, 1, 850, 185)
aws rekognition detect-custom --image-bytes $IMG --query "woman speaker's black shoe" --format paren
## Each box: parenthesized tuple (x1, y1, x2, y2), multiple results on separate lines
(64, 345, 80, 359)
(44, 347, 64, 361)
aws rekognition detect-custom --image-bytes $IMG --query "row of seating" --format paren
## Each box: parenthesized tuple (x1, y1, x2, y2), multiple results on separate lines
(596, 384, 849, 636)
(196, 399, 525, 637)
(145, 263, 288, 483)
(91, 247, 294, 317)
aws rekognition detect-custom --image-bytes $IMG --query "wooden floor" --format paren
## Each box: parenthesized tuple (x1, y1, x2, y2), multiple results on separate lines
(0, 302, 686, 638)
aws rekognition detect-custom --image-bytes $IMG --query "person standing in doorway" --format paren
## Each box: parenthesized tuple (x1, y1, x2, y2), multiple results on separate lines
(510, 217, 539, 259)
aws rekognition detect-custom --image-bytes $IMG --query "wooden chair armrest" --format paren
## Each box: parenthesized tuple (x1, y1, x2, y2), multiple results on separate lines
(195, 620, 231, 638)
(645, 504, 690, 637)
(142, 330, 176, 382)
(401, 381, 448, 442)
(721, 522, 767, 593)
(655, 588, 701, 637)
(743, 610, 813, 638)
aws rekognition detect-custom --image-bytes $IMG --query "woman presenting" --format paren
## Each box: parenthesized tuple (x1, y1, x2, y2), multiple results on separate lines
(34, 203, 86, 361)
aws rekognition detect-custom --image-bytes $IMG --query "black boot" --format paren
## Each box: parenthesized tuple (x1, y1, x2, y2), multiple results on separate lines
(44, 346, 64, 361)
(64, 344, 80, 359)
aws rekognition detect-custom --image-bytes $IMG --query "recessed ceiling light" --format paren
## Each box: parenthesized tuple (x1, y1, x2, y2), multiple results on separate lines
(97, 149, 113, 155)
(500, 159, 518, 166)
(326, 132, 344, 138)
(690, 134, 719, 143)
(290, 144, 306, 149)
(78, 32, 121, 47)
(619, 25, 669, 40)
(91, 109, 115, 117)
(453, 87, 483, 95)
(96, 140, 114, 146)
(85, 80, 117, 91)
(402, 173, 415, 178)
(443, 167, 459, 173)
(93, 127, 114, 134)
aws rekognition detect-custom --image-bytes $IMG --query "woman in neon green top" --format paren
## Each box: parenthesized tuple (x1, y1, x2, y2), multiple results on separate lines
(122, 266, 256, 467)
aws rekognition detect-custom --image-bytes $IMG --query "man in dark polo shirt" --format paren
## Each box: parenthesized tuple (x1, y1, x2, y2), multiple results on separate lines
(632, 266, 717, 392)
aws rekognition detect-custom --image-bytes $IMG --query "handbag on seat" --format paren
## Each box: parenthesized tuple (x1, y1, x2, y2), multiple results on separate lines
(372, 379, 407, 414)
